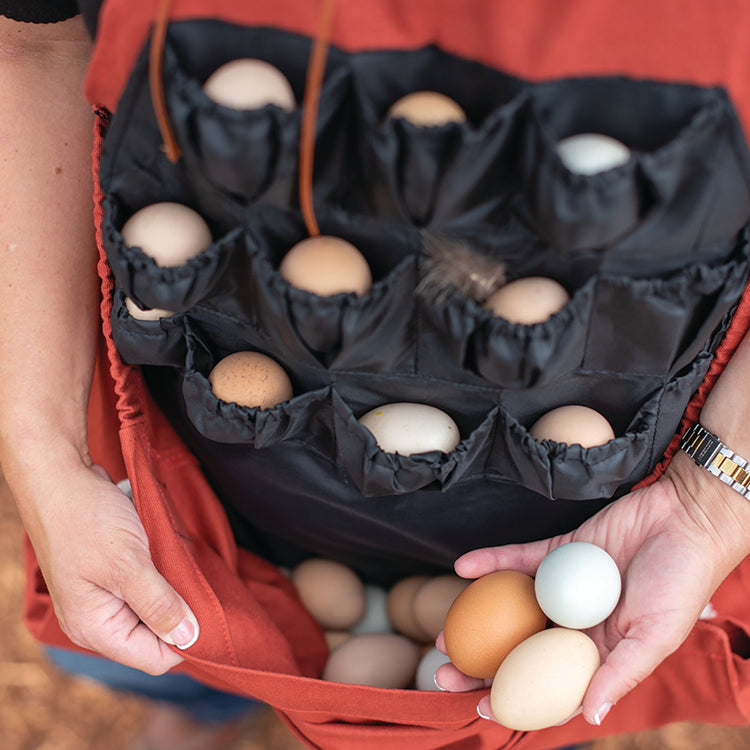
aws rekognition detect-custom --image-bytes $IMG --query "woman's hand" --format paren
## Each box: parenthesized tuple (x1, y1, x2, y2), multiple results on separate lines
(436, 450, 750, 726)
(21, 461, 199, 675)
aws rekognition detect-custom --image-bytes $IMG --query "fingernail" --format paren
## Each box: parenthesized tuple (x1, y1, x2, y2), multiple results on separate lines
(433, 673, 447, 691)
(594, 702, 612, 726)
(167, 614, 199, 650)
(477, 704, 491, 721)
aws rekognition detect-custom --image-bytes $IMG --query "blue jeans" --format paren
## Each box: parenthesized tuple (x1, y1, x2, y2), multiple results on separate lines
(46, 647, 259, 724)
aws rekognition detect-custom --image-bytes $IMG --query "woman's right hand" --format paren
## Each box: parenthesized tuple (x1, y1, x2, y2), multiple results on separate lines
(20, 460, 199, 675)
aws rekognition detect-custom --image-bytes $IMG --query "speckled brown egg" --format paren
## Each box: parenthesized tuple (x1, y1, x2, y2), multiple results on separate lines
(443, 570, 548, 679)
(208, 351, 293, 410)
(279, 235, 372, 296)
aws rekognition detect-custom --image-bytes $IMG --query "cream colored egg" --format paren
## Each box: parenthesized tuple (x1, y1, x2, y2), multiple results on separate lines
(203, 58, 295, 111)
(291, 559, 366, 631)
(208, 351, 293, 410)
(321, 633, 420, 688)
(387, 91, 467, 126)
(412, 574, 471, 642)
(556, 133, 631, 175)
(386, 576, 432, 642)
(490, 628, 600, 731)
(279, 235, 372, 296)
(124, 296, 175, 321)
(484, 277, 569, 324)
(358, 403, 461, 456)
(121, 202, 212, 268)
(530, 405, 615, 447)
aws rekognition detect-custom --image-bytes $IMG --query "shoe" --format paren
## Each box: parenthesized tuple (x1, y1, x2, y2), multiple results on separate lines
(131, 703, 256, 750)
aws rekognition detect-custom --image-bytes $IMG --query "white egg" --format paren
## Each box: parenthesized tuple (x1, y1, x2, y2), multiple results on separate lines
(555, 133, 631, 175)
(203, 58, 295, 111)
(358, 403, 461, 456)
(534, 542, 621, 629)
(350, 585, 393, 635)
(415, 647, 453, 691)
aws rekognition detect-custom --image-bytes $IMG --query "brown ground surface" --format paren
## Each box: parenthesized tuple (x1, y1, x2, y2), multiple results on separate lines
(3, 472, 750, 750)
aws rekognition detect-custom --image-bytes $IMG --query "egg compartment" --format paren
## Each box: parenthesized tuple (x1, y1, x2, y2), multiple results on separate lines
(329, 377, 499, 497)
(489, 354, 713, 501)
(419, 266, 594, 389)
(342, 45, 528, 227)
(181, 324, 334, 449)
(161, 22, 354, 208)
(109, 288, 188, 367)
(519, 77, 750, 261)
(582, 231, 750, 376)
(101, 193, 247, 313)
(239, 209, 422, 371)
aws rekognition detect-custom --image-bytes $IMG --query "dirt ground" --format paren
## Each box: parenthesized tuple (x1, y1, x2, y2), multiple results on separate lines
(3, 472, 750, 750)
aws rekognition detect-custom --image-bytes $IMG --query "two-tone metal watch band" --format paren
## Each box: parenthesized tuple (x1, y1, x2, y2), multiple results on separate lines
(680, 422, 750, 498)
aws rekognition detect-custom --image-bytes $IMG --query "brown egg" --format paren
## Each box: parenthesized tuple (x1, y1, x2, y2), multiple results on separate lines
(208, 351, 293, 410)
(203, 58, 295, 111)
(324, 631, 353, 652)
(386, 576, 432, 642)
(490, 628, 601, 730)
(484, 277, 569, 325)
(279, 235, 372, 296)
(321, 633, 420, 688)
(124, 297, 174, 321)
(121, 202, 212, 268)
(291, 559, 366, 631)
(443, 570, 548, 679)
(387, 91, 467, 126)
(412, 575, 471, 642)
(530, 405, 615, 447)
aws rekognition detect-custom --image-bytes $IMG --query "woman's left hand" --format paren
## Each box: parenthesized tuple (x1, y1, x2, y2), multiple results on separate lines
(435, 450, 750, 726)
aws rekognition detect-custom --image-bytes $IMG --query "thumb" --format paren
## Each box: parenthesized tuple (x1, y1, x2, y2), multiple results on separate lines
(581, 632, 668, 726)
(119, 556, 200, 650)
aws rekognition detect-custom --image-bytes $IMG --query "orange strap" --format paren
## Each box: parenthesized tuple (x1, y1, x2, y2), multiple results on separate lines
(150, 0, 181, 163)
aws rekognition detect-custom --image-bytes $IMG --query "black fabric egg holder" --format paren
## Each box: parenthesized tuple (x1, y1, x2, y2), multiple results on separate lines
(102, 20, 750, 578)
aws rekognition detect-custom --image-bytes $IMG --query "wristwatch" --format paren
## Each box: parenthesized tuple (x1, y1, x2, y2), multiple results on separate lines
(680, 422, 750, 498)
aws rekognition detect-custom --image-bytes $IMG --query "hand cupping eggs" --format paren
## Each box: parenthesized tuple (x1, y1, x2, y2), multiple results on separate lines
(444, 542, 621, 730)
(121, 202, 212, 268)
(203, 58, 296, 111)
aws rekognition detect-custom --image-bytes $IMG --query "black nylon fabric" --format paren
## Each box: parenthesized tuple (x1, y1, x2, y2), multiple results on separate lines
(102, 20, 750, 583)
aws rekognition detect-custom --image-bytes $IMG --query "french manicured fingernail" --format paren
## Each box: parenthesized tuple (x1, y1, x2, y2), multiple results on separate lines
(477, 704, 491, 721)
(433, 673, 447, 691)
(594, 702, 612, 726)
(167, 614, 199, 650)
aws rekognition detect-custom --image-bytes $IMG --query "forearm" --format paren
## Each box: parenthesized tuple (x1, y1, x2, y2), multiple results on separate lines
(0, 16, 97, 485)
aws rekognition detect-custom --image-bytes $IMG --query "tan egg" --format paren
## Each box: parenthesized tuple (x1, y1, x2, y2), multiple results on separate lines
(208, 351, 293, 410)
(291, 559, 366, 631)
(490, 628, 600, 731)
(556, 133, 631, 175)
(203, 58, 295, 111)
(386, 576, 432, 642)
(484, 277, 570, 324)
(321, 633, 420, 688)
(279, 235, 372, 296)
(530, 405, 615, 448)
(124, 296, 175, 321)
(443, 570, 548, 679)
(387, 91, 467, 126)
(358, 403, 461, 456)
(324, 631, 353, 652)
(121, 202, 212, 268)
(412, 575, 471, 642)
